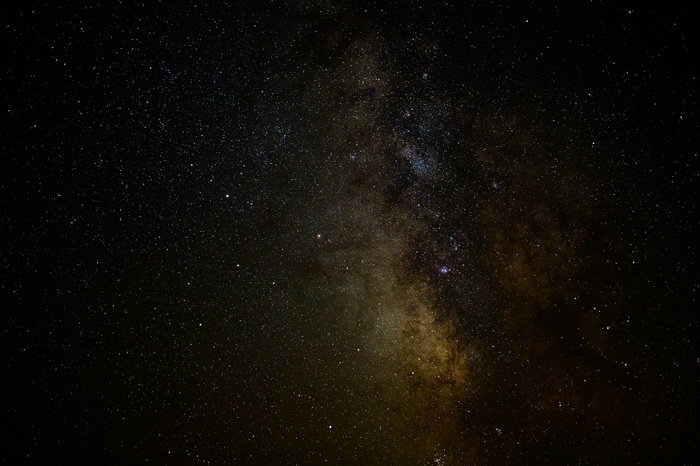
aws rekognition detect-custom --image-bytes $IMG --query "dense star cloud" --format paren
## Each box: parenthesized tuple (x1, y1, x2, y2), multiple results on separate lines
(3, 1, 698, 464)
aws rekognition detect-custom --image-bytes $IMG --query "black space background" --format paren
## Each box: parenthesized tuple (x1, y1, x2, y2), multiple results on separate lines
(2, 1, 698, 465)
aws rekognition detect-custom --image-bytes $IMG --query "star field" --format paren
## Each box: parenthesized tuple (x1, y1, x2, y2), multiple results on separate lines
(3, 1, 698, 464)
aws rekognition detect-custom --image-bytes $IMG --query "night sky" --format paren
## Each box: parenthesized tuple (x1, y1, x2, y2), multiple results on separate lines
(3, 1, 698, 464)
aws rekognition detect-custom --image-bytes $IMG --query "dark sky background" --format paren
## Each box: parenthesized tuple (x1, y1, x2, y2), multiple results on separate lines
(2, 1, 698, 464)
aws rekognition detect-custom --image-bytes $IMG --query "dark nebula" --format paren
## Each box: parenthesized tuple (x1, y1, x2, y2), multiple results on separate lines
(3, 2, 698, 464)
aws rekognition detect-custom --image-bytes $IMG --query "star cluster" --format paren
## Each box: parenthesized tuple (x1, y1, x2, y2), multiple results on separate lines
(3, 1, 697, 464)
